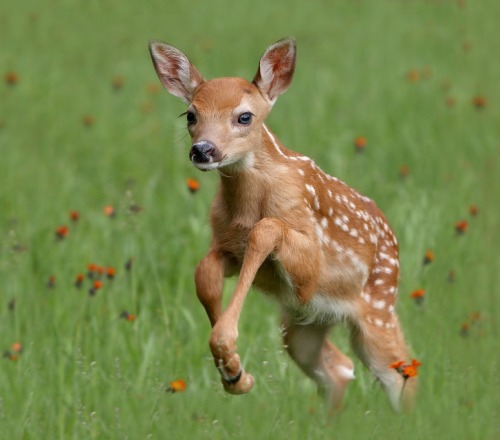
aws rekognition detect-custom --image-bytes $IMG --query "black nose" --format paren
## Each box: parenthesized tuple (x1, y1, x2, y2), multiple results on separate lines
(190, 141, 214, 164)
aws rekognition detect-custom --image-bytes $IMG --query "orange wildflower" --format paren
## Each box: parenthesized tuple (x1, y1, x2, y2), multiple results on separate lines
(399, 164, 410, 179)
(11, 342, 22, 353)
(75, 274, 85, 288)
(472, 96, 487, 109)
(3, 351, 19, 361)
(455, 220, 468, 234)
(390, 359, 421, 379)
(460, 322, 470, 337)
(120, 311, 136, 322)
(82, 114, 95, 127)
(103, 205, 116, 217)
(422, 250, 435, 265)
(167, 379, 187, 393)
(112, 75, 125, 90)
(107, 267, 116, 279)
(410, 289, 426, 305)
(469, 205, 478, 216)
(55, 225, 69, 240)
(186, 178, 200, 193)
(406, 69, 420, 83)
(70, 210, 80, 222)
(354, 136, 367, 152)
(47, 275, 56, 289)
(5, 72, 19, 86)
(89, 279, 102, 296)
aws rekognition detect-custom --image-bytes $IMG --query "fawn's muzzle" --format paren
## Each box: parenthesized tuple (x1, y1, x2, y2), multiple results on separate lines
(190, 141, 218, 165)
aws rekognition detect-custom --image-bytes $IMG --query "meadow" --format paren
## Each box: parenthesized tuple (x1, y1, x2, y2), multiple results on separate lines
(1, 0, 499, 438)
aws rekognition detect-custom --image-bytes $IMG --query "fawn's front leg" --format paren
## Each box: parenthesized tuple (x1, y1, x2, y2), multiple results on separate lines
(195, 247, 225, 327)
(209, 217, 320, 394)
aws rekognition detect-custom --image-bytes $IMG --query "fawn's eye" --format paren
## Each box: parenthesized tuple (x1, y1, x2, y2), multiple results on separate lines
(186, 111, 197, 125)
(237, 112, 253, 126)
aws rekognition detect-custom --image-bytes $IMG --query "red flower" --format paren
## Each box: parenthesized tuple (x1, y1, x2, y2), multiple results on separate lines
(47, 275, 56, 288)
(55, 225, 69, 240)
(399, 164, 410, 178)
(472, 96, 487, 109)
(5, 72, 19, 86)
(107, 267, 116, 279)
(70, 210, 80, 222)
(422, 250, 435, 265)
(469, 205, 478, 216)
(166, 379, 187, 393)
(410, 289, 426, 303)
(390, 359, 422, 379)
(75, 274, 85, 288)
(455, 220, 468, 234)
(120, 311, 136, 322)
(103, 205, 116, 217)
(186, 178, 200, 193)
(354, 136, 367, 152)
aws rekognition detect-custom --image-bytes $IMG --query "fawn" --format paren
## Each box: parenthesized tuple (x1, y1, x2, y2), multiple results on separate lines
(149, 37, 416, 411)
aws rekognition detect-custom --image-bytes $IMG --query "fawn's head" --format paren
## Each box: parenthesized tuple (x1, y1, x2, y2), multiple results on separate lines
(149, 38, 296, 171)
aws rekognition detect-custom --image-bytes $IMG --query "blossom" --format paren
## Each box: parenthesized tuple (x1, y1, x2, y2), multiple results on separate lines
(120, 311, 136, 322)
(5, 72, 19, 86)
(186, 178, 200, 193)
(82, 115, 95, 127)
(472, 96, 487, 109)
(455, 220, 468, 234)
(107, 267, 116, 279)
(390, 359, 421, 379)
(74, 274, 85, 288)
(469, 205, 478, 216)
(410, 289, 426, 305)
(55, 225, 69, 240)
(422, 250, 435, 265)
(167, 379, 187, 393)
(399, 164, 410, 179)
(354, 136, 367, 152)
(70, 210, 80, 222)
(89, 279, 103, 296)
(47, 275, 56, 288)
(112, 76, 125, 90)
(103, 205, 116, 217)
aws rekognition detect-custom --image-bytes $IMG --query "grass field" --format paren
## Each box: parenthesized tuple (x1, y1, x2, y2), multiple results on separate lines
(1, 0, 499, 438)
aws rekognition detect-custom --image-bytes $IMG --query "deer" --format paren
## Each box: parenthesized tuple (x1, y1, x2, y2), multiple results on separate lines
(149, 37, 416, 412)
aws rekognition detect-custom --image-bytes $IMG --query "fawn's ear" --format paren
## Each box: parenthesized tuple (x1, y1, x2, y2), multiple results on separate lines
(253, 38, 297, 105)
(149, 40, 205, 104)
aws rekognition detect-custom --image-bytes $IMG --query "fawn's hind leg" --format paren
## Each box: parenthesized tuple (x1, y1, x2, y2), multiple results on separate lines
(283, 320, 355, 411)
(350, 315, 416, 411)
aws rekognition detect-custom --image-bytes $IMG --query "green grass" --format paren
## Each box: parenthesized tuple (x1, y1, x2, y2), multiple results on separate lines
(1, 0, 499, 438)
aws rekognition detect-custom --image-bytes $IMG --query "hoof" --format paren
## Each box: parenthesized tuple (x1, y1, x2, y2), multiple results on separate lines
(222, 371, 254, 395)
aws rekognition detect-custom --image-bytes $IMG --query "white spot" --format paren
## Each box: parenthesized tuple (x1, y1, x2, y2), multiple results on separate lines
(321, 217, 328, 229)
(298, 168, 305, 176)
(349, 229, 359, 238)
(305, 184, 316, 196)
(374, 318, 384, 328)
(327, 189, 333, 198)
(358, 237, 365, 244)
(328, 207, 334, 216)
(342, 214, 349, 223)
(361, 291, 371, 304)
(374, 279, 384, 286)
(372, 299, 386, 309)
